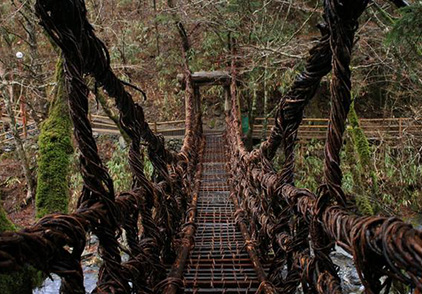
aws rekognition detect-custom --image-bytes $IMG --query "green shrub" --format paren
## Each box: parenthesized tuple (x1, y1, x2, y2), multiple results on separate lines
(106, 144, 132, 192)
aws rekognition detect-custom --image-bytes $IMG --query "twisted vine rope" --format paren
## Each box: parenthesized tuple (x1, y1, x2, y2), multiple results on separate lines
(0, 0, 420, 293)
(226, 0, 422, 294)
(0, 0, 203, 293)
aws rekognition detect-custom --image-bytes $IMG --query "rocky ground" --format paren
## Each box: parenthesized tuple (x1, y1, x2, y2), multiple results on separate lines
(33, 268, 98, 294)
(33, 235, 100, 294)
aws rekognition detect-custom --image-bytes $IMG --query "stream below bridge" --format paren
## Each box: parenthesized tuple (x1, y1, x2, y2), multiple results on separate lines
(33, 133, 421, 293)
(32, 218, 422, 293)
(32, 246, 364, 293)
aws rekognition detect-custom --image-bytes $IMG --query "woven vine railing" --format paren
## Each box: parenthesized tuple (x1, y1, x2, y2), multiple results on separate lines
(226, 0, 421, 293)
(0, 0, 203, 293)
(0, 0, 421, 293)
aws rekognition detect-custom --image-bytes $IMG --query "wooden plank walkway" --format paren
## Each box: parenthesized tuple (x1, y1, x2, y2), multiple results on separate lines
(182, 135, 266, 293)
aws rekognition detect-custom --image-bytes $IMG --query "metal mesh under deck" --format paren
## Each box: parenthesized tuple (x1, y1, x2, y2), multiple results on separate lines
(183, 135, 261, 293)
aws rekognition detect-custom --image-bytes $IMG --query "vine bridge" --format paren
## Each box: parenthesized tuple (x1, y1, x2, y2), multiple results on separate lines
(0, 0, 421, 294)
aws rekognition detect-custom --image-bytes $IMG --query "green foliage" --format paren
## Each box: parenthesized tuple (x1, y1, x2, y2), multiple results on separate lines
(0, 266, 43, 294)
(355, 185, 375, 216)
(278, 66, 302, 96)
(346, 102, 376, 214)
(276, 128, 421, 216)
(295, 140, 324, 192)
(0, 198, 15, 232)
(348, 102, 371, 168)
(0, 194, 43, 293)
(105, 144, 155, 191)
(143, 149, 154, 181)
(36, 58, 73, 218)
(344, 135, 374, 215)
(106, 144, 132, 192)
(387, 3, 422, 56)
(377, 145, 422, 211)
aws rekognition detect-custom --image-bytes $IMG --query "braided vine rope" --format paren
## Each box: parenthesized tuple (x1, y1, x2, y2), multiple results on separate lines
(0, 0, 203, 293)
(226, 0, 422, 294)
(0, 0, 420, 293)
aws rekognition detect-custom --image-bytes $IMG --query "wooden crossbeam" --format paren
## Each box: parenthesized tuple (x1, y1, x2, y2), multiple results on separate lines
(177, 71, 231, 88)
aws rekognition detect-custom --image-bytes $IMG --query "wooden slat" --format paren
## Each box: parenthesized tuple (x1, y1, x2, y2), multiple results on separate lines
(177, 71, 231, 87)
(1, 115, 421, 144)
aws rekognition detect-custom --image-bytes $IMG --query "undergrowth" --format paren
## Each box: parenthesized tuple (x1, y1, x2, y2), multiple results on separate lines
(69, 141, 156, 210)
(106, 143, 132, 193)
(275, 135, 422, 216)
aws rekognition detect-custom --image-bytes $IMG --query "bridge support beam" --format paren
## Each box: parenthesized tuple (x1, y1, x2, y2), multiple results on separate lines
(177, 71, 231, 89)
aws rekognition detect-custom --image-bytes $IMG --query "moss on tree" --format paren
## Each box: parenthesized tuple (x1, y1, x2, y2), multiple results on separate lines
(0, 266, 42, 294)
(0, 57, 68, 294)
(36, 58, 73, 218)
(347, 101, 377, 214)
(0, 198, 15, 232)
(0, 193, 43, 293)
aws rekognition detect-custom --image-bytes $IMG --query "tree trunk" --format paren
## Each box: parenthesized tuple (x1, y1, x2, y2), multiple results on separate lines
(35, 58, 73, 218)
(153, 0, 160, 56)
(262, 56, 269, 141)
(0, 64, 35, 204)
(96, 89, 131, 143)
(18, 0, 49, 121)
(246, 84, 257, 150)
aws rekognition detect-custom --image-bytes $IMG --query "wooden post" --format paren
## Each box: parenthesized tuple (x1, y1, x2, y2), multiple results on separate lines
(176, 71, 231, 131)
(177, 71, 231, 88)
(224, 86, 230, 115)
(399, 117, 403, 138)
(398, 117, 404, 146)
(154, 121, 158, 133)
(20, 95, 27, 138)
(0, 104, 3, 139)
(194, 86, 201, 114)
(17, 59, 27, 138)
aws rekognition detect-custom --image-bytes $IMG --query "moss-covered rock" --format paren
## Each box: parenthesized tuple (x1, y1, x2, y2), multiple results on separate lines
(36, 58, 73, 218)
(0, 201, 15, 232)
(0, 266, 42, 294)
(0, 195, 43, 293)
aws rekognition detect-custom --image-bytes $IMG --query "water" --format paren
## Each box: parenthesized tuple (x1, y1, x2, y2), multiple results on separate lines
(331, 246, 364, 293)
(330, 212, 422, 294)
(33, 246, 364, 293)
(33, 265, 98, 294)
(34, 217, 422, 294)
